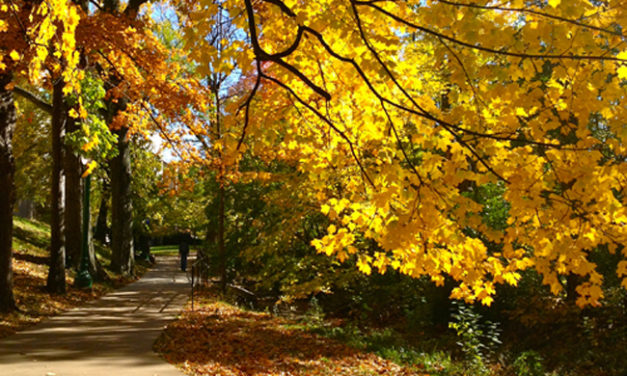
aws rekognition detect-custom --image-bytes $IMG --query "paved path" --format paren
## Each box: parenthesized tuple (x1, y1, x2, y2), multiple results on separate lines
(0, 256, 190, 376)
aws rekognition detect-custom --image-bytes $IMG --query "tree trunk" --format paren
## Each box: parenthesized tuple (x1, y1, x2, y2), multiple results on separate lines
(87, 206, 108, 281)
(64, 116, 81, 269)
(101, 0, 144, 277)
(566, 274, 581, 306)
(218, 184, 226, 293)
(0, 72, 17, 313)
(94, 178, 109, 244)
(110, 126, 134, 276)
(47, 78, 66, 294)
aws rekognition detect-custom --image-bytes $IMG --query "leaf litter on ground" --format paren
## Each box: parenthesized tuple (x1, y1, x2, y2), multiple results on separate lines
(154, 290, 430, 376)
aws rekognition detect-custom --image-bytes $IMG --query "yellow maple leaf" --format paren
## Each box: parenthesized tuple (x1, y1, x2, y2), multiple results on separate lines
(548, 0, 561, 8)
(81, 161, 97, 178)
(9, 50, 20, 61)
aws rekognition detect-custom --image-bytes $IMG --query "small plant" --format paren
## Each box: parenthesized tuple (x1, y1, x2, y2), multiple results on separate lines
(304, 296, 325, 326)
(448, 301, 501, 374)
(512, 351, 545, 376)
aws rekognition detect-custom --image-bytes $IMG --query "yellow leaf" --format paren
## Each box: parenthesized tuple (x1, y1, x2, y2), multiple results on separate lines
(548, 0, 560, 7)
(480, 296, 494, 306)
(357, 256, 372, 275)
(81, 161, 97, 178)
(9, 50, 20, 61)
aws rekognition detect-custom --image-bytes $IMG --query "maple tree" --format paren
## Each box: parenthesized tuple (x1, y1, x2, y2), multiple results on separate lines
(0, 0, 83, 305)
(0, 0, 207, 300)
(2, 0, 627, 309)
(171, 0, 627, 307)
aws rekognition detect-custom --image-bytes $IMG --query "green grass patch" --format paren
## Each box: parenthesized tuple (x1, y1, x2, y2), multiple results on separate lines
(302, 322, 461, 375)
(14, 217, 50, 234)
(150, 245, 180, 256)
(13, 217, 50, 252)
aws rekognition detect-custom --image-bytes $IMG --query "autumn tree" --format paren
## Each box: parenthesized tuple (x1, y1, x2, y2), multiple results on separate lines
(175, 0, 243, 291)
(1, 0, 83, 302)
(3, 0, 626, 308)
(171, 0, 627, 306)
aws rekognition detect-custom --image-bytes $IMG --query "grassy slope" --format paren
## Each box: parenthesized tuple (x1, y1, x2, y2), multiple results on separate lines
(0, 217, 147, 339)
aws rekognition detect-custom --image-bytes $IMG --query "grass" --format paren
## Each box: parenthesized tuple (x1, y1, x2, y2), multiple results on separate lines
(150, 245, 180, 256)
(0, 216, 151, 339)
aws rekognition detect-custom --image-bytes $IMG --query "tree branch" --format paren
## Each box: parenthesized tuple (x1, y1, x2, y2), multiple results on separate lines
(355, 1, 627, 62)
(243, 0, 331, 100)
(436, 0, 625, 38)
(13, 86, 53, 115)
(124, 0, 149, 16)
(236, 60, 262, 150)
(261, 73, 375, 188)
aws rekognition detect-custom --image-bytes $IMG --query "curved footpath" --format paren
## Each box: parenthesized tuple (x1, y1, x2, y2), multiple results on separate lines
(0, 256, 189, 376)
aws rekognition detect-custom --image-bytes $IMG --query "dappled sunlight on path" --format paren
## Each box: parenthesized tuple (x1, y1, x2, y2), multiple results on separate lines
(0, 256, 189, 376)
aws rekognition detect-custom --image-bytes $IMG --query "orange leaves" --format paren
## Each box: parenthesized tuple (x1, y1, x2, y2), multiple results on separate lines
(155, 295, 425, 376)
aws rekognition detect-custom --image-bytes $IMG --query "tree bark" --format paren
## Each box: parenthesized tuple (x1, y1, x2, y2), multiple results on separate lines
(94, 179, 109, 244)
(101, 0, 146, 277)
(47, 78, 67, 294)
(218, 184, 226, 293)
(64, 116, 81, 269)
(214, 92, 227, 293)
(87, 206, 108, 281)
(0, 72, 17, 313)
(110, 126, 134, 275)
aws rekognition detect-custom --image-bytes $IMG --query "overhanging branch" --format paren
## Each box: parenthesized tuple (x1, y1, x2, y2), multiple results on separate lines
(13, 86, 53, 115)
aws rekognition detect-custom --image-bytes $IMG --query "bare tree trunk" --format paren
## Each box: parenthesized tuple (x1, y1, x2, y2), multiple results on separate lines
(101, 0, 146, 277)
(218, 184, 226, 293)
(87, 208, 108, 281)
(0, 72, 17, 312)
(110, 126, 134, 276)
(64, 116, 81, 269)
(47, 78, 66, 294)
(214, 90, 227, 294)
(94, 178, 109, 244)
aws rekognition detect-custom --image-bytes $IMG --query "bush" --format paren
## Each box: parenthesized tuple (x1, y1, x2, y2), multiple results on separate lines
(448, 301, 502, 374)
(512, 351, 544, 376)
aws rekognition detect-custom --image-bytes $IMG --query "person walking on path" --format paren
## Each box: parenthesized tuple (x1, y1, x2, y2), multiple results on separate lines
(179, 239, 189, 272)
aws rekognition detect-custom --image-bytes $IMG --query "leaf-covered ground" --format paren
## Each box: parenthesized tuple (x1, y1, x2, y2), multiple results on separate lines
(154, 292, 428, 376)
(0, 217, 146, 339)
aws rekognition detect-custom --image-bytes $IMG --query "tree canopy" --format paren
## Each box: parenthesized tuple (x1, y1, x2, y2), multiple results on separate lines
(2, 0, 627, 307)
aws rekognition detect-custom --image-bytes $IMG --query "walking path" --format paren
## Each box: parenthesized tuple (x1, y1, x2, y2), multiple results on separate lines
(0, 256, 189, 376)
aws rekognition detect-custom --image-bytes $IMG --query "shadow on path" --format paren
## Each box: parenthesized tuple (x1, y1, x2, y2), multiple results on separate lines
(0, 256, 190, 376)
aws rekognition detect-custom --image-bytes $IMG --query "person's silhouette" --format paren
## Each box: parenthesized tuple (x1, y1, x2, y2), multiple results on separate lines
(178, 240, 189, 272)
